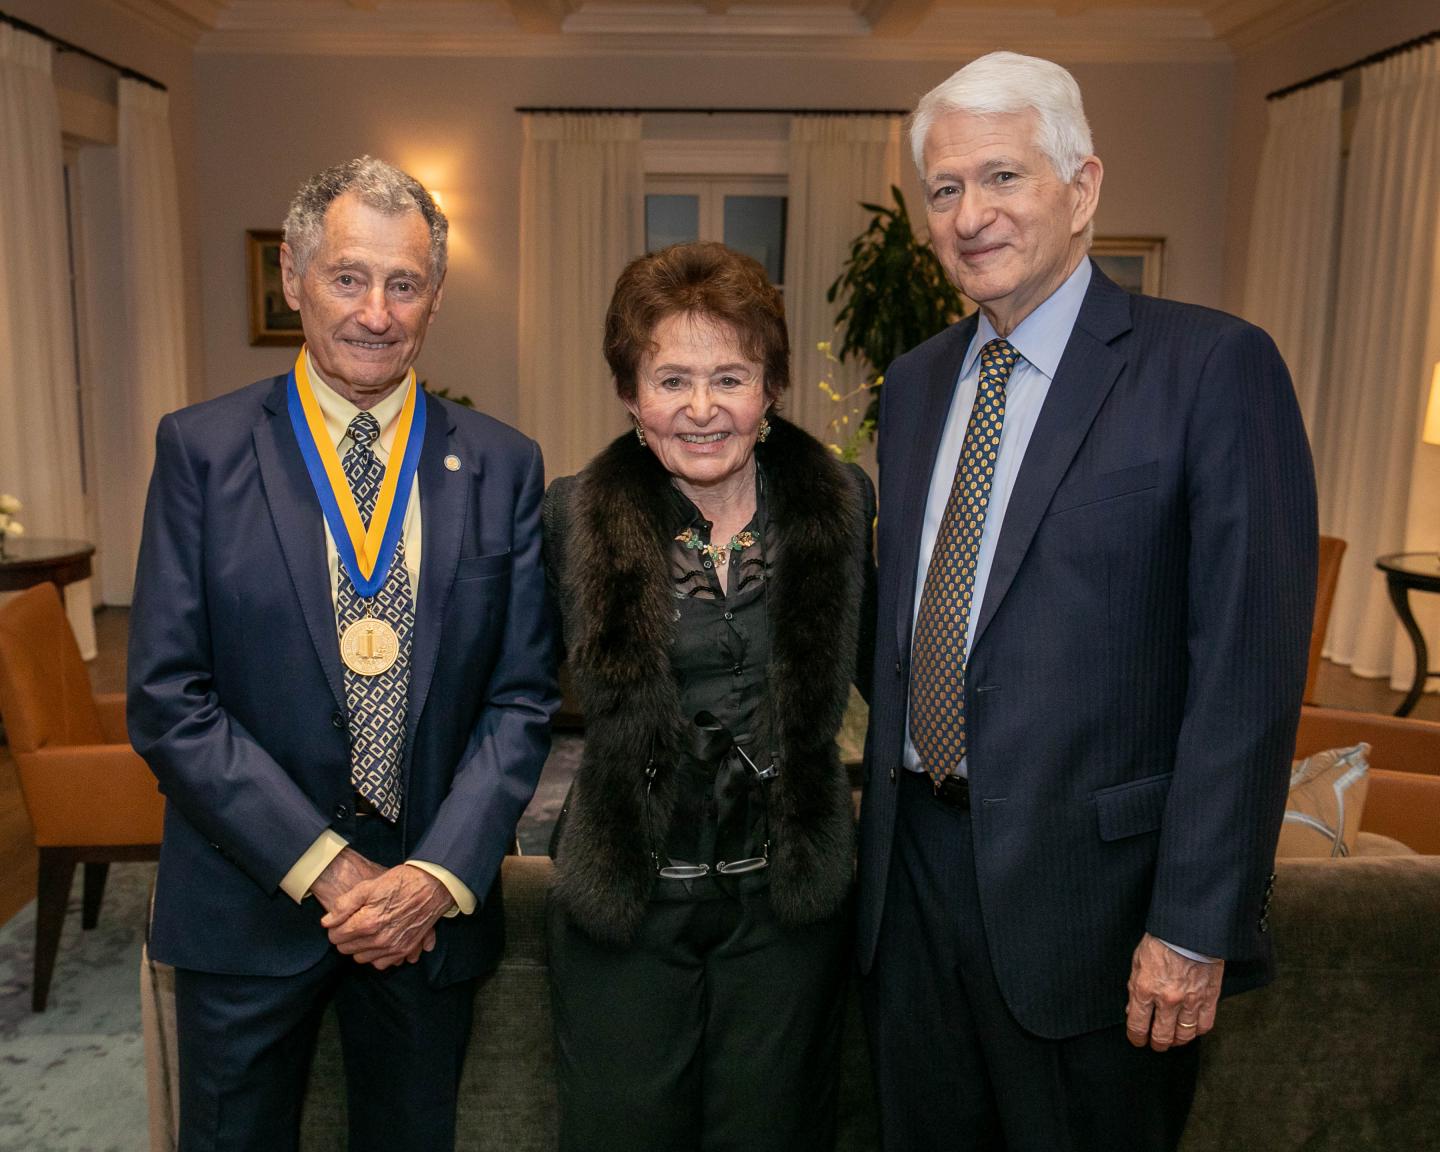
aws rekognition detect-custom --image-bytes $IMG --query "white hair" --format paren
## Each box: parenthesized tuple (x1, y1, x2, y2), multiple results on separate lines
(909, 51, 1094, 182)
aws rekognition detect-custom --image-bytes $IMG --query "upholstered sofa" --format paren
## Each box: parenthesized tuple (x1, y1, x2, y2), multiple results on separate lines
(144, 706, 1440, 1151)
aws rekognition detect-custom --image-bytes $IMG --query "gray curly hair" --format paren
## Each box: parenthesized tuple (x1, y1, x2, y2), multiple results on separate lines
(283, 156, 448, 281)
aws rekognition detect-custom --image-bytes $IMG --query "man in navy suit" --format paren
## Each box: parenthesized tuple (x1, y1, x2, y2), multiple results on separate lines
(128, 157, 556, 1151)
(857, 53, 1316, 1150)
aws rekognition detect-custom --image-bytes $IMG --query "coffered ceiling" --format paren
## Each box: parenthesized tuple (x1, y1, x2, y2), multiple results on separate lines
(114, 0, 1356, 60)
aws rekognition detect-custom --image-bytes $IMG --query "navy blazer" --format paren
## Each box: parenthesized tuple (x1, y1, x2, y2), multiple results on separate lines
(856, 266, 1317, 1038)
(128, 375, 558, 985)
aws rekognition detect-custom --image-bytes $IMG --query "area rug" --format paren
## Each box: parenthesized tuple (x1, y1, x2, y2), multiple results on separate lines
(0, 735, 579, 1151)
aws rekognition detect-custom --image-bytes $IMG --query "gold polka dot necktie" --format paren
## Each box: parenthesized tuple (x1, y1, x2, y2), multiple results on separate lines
(909, 338, 1019, 787)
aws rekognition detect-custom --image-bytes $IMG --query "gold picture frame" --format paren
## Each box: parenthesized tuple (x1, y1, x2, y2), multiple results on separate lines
(246, 230, 304, 346)
(1091, 236, 1165, 297)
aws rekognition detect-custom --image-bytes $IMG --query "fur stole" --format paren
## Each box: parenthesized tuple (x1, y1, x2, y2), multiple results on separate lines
(549, 415, 869, 945)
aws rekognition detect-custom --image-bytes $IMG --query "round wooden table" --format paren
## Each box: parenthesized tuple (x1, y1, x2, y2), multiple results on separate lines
(1375, 552, 1440, 716)
(0, 537, 95, 593)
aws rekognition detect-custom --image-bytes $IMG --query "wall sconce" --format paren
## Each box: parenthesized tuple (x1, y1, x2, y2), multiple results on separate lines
(1425, 362, 1440, 562)
(1425, 361, 1440, 449)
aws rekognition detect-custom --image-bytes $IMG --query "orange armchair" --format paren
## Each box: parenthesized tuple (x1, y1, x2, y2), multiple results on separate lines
(0, 583, 163, 1010)
(1303, 535, 1347, 705)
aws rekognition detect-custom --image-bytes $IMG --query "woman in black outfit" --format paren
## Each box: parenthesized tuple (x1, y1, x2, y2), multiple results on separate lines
(543, 241, 875, 1151)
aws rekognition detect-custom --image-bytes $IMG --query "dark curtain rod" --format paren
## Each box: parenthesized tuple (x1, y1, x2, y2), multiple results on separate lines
(516, 106, 907, 116)
(1267, 26, 1438, 101)
(0, 7, 167, 91)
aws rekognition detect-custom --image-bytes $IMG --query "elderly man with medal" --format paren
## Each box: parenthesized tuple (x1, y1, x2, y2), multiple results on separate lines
(128, 156, 558, 1152)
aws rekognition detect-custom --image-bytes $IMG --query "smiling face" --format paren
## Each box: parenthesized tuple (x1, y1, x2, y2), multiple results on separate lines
(624, 311, 769, 500)
(922, 108, 1101, 335)
(280, 190, 443, 406)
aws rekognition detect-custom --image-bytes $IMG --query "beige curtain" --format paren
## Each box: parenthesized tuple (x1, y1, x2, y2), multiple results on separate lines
(94, 79, 189, 607)
(783, 116, 901, 445)
(1318, 42, 1440, 688)
(0, 26, 95, 656)
(518, 115, 643, 481)
(1242, 80, 1343, 432)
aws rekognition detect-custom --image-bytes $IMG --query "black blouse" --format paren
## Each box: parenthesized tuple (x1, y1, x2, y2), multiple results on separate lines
(658, 475, 774, 896)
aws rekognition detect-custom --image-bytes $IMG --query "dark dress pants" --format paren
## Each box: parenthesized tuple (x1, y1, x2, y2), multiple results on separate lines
(861, 770, 1200, 1152)
(548, 886, 849, 1152)
(173, 811, 477, 1152)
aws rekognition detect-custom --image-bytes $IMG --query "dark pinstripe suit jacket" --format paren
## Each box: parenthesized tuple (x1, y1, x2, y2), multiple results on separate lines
(856, 264, 1317, 1039)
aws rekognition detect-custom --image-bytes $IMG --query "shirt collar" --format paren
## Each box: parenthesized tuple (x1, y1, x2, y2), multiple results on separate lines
(306, 347, 412, 450)
(961, 257, 1092, 382)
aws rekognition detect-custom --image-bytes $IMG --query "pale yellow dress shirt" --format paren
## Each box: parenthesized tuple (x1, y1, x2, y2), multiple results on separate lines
(278, 351, 475, 916)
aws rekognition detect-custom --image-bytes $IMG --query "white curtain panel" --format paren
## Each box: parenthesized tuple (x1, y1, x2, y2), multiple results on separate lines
(783, 116, 901, 444)
(517, 114, 643, 481)
(1318, 42, 1440, 687)
(0, 26, 95, 657)
(1242, 80, 1343, 434)
(99, 78, 189, 607)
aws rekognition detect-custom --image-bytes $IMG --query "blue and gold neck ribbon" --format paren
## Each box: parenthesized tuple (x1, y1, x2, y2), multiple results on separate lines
(286, 348, 427, 599)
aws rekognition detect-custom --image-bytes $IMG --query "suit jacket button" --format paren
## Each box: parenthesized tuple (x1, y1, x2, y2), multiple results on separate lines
(331, 711, 346, 730)
(889, 766, 896, 783)
(895, 661, 903, 677)
(334, 802, 350, 821)
(1259, 916, 1270, 933)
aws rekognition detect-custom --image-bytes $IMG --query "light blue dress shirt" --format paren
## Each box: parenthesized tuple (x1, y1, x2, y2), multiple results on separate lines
(903, 258, 1092, 777)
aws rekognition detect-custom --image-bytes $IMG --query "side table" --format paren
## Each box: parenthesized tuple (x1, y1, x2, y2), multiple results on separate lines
(0, 537, 96, 593)
(1375, 552, 1440, 717)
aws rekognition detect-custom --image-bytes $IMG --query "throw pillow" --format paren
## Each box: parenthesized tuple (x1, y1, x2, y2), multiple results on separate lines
(1275, 743, 1371, 858)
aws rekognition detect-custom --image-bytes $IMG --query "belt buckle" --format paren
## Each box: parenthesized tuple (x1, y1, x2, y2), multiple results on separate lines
(932, 773, 970, 810)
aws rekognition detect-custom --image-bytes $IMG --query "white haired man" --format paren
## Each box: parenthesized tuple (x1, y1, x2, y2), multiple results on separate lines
(129, 156, 557, 1151)
(856, 52, 1315, 1149)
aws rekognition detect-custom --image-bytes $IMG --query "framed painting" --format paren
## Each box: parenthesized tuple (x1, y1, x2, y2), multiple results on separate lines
(1091, 236, 1165, 297)
(246, 229, 303, 346)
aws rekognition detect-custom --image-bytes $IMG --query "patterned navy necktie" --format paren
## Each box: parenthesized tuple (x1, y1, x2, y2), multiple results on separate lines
(909, 338, 1019, 786)
(337, 411, 414, 822)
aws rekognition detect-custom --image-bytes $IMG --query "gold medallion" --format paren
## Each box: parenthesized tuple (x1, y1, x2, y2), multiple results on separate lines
(340, 617, 400, 676)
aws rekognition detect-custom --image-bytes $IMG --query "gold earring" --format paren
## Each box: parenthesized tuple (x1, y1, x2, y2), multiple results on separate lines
(633, 419, 647, 447)
(757, 416, 771, 444)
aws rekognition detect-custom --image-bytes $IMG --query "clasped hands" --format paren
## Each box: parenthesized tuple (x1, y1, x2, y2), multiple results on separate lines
(311, 847, 453, 969)
(1124, 932, 1224, 1052)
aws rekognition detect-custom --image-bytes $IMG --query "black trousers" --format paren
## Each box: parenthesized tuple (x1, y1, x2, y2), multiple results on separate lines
(548, 886, 849, 1152)
(173, 813, 476, 1152)
(861, 770, 1200, 1152)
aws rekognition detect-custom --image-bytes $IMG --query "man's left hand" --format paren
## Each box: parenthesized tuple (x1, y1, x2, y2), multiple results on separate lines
(320, 864, 453, 970)
(1124, 933, 1224, 1051)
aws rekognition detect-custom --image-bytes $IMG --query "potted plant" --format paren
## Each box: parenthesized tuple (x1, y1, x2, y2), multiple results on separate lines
(826, 186, 967, 433)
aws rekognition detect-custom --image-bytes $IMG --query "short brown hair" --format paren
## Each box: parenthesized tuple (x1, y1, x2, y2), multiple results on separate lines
(604, 242, 789, 404)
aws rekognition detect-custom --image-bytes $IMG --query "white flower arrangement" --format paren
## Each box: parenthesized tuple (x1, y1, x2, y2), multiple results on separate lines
(0, 493, 25, 554)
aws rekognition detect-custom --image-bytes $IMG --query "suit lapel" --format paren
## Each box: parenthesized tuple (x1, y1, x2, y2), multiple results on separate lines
(970, 265, 1133, 650)
(408, 393, 468, 743)
(892, 316, 977, 660)
(253, 377, 347, 712)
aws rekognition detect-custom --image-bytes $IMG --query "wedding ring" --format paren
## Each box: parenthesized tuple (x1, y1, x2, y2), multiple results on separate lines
(1177, 1020, 1198, 1030)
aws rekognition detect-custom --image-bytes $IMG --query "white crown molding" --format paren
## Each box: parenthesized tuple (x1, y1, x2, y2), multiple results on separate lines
(108, 0, 227, 40)
(1208, 0, 1355, 55)
(560, 4, 870, 37)
(199, 1, 1235, 62)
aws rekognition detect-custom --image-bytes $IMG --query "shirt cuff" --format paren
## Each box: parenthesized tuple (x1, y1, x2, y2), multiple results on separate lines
(407, 860, 475, 918)
(279, 829, 350, 905)
(1158, 937, 1221, 964)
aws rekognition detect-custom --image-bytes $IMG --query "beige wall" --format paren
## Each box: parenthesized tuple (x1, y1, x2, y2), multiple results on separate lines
(1223, 0, 1439, 314)
(10, 0, 204, 395)
(193, 53, 1231, 430)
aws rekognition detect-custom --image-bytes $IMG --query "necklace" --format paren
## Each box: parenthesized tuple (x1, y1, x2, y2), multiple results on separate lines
(675, 527, 756, 568)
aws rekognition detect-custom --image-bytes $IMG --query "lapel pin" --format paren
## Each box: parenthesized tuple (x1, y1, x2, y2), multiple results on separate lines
(444, 454, 461, 472)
